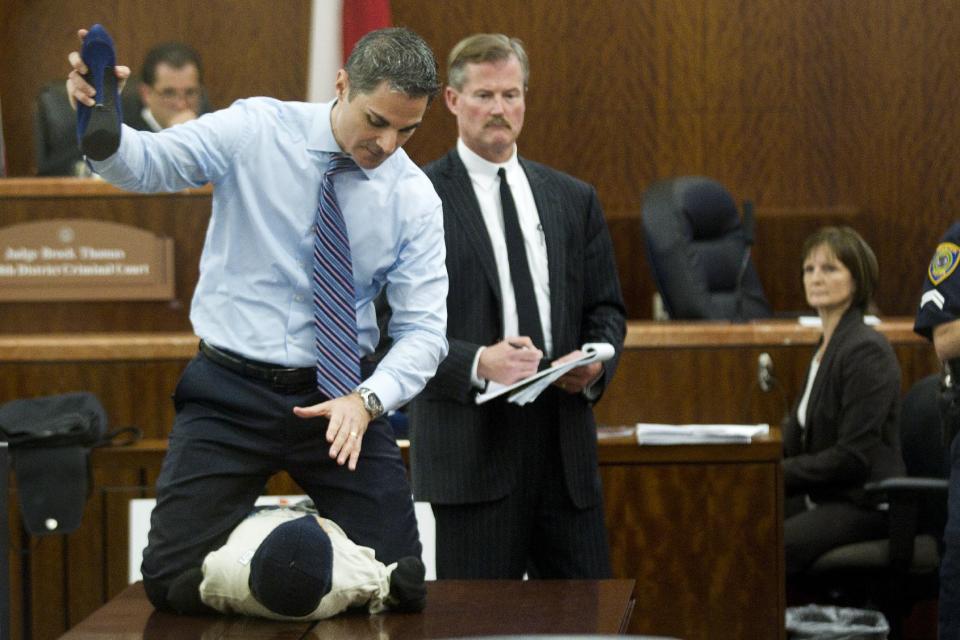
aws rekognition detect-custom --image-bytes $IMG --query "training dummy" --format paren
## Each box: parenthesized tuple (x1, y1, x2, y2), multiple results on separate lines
(165, 505, 426, 619)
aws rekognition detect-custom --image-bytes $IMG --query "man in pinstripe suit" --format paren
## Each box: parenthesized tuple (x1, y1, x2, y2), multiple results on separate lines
(407, 34, 626, 579)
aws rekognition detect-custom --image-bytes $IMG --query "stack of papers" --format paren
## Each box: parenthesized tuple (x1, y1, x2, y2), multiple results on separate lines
(475, 342, 615, 406)
(635, 423, 769, 445)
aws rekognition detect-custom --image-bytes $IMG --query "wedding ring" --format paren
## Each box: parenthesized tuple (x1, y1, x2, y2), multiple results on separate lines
(349, 431, 358, 438)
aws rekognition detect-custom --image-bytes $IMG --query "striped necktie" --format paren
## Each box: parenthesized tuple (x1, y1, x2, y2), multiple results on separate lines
(313, 154, 361, 398)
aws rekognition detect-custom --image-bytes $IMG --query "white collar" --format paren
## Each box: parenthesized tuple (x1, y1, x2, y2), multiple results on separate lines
(141, 107, 163, 133)
(457, 138, 520, 191)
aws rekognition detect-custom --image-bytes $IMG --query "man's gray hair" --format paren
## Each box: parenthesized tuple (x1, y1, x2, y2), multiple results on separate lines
(447, 34, 529, 91)
(344, 27, 440, 102)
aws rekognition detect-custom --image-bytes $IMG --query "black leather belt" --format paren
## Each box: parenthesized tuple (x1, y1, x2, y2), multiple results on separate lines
(198, 340, 316, 392)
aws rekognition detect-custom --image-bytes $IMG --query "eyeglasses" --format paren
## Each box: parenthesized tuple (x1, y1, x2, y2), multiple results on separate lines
(151, 87, 202, 103)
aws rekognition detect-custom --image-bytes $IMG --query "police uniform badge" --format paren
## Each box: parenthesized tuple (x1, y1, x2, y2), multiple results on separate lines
(929, 242, 960, 285)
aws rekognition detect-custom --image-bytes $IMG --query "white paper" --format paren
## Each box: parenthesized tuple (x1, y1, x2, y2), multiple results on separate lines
(798, 315, 880, 327)
(474, 342, 615, 406)
(634, 423, 769, 445)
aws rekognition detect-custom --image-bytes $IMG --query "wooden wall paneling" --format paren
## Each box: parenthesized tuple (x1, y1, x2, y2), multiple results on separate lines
(101, 484, 151, 605)
(24, 527, 67, 640)
(95, 445, 163, 603)
(602, 460, 781, 639)
(607, 217, 651, 319)
(704, 462, 782, 639)
(65, 490, 106, 633)
(649, 0, 705, 180)
(603, 463, 710, 639)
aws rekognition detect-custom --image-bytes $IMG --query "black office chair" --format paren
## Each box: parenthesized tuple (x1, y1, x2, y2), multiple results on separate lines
(33, 80, 83, 176)
(800, 374, 950, 638)
(641, 176, 772, 320)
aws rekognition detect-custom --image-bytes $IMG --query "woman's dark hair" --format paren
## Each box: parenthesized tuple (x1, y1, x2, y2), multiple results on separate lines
(802, 225, 878, 312)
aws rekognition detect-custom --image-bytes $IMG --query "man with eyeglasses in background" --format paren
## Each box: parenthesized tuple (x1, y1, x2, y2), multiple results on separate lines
(128, 41, 209, 131)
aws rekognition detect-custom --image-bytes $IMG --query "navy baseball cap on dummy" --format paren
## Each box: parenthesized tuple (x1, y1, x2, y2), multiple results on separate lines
(248, 515, 333, 616)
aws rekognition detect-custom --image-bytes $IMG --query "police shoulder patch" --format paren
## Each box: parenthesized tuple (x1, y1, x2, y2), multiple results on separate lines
(930, 242, 960, 285)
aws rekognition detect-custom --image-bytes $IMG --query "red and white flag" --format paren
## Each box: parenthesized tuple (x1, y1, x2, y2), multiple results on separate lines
(307, 0, 392, 103)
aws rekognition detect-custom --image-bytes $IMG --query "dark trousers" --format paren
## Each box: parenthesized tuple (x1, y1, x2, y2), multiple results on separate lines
(432, 402, 610, 579)
(784, 497, 887, 578)
(941, 434, 960, 640)
(140, 353, 420, 610)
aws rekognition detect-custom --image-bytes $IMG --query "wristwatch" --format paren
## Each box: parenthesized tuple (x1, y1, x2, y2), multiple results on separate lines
(355, 387, 385, 420)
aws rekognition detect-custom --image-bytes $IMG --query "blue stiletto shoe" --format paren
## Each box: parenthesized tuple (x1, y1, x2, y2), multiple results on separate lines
(76, 24, 122, 161)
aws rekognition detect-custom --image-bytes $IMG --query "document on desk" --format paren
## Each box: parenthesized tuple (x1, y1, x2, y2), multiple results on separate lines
(635, 423, 769, 445)
(475, 342, 615, 406)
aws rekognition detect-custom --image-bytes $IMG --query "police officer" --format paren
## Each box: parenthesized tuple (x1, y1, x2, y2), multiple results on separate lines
(915, 221, 960, 639)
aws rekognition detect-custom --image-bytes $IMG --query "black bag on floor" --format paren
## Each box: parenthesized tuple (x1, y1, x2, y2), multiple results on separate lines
(0, 392, 130, 535)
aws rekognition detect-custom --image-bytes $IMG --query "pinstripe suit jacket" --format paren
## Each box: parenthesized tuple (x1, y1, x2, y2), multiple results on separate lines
(407, 149, 626, 509)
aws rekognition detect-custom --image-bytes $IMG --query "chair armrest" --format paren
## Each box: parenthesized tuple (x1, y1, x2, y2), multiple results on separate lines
(864, 477, 950, 496)
(864, 476, 949, 571)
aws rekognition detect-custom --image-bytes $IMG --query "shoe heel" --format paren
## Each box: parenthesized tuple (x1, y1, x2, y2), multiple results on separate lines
(81, 67, 120, 160)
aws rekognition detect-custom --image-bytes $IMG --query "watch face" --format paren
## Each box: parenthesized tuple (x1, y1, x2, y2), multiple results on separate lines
(360, 388, 383, 416)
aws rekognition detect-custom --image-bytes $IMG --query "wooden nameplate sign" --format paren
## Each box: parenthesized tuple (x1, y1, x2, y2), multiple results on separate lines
(0, 219, 174, 301)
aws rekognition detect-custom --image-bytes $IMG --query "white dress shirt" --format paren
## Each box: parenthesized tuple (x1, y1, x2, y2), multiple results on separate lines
(457, 139, 552, 357)
(91, 98, 449, 410)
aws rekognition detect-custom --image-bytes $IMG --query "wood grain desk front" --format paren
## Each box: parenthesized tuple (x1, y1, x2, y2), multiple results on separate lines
(58, 579, 636, 639)
(598, 427, 784, 640)
(595, 317, 936, 427)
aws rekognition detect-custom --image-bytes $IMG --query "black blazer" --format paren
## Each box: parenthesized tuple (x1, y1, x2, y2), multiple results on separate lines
(407, 149, 626, 509)
(783, 307, 905, 506)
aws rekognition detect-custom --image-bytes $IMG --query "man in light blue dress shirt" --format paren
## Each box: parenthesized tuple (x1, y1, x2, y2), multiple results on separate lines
(67, 28, 447, 611)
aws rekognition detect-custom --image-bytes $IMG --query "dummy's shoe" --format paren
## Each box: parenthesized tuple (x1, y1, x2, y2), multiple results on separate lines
(76, 23, 121, 160)
(388, 556, 427, 612)
(166, 567, 215, 615)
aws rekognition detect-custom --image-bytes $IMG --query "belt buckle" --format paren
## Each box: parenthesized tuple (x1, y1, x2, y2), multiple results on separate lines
(272, 368, 312, 394)
(267, 369, 290, 388)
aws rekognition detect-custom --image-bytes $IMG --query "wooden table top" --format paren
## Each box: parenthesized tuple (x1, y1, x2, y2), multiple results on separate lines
(59, 579, 636, 639)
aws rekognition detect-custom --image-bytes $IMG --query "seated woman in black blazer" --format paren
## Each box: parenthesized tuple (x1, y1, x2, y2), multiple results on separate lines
(783, 226, 905, 578)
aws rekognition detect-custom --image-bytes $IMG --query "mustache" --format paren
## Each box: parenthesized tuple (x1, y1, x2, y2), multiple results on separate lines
(484, 116, 512, 129)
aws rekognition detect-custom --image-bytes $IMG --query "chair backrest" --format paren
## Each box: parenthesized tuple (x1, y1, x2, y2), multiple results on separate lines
(641, 176, 772, 320)
(33, 81, 82, 176)
(901, 374, 949, 478)
(900, 373, 950, 535)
